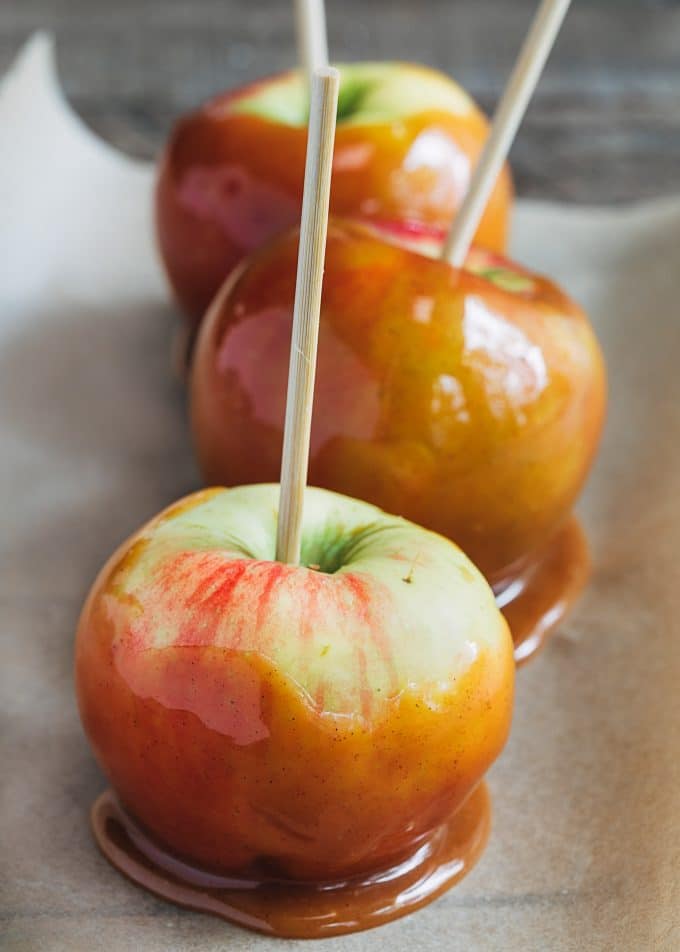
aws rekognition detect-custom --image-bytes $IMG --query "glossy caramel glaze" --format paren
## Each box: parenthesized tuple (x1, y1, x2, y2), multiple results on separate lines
(91, 783, 490, 938)
(156, 67, 512, 324)
(75, 487, 513, 884)
(190, 221, 607, 591)
(77, 615, 507, 882)
(499, 517, 591, 664)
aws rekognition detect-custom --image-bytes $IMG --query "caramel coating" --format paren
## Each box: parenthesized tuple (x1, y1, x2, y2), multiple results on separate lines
(156, 67, 512, 325)
(75, 488, 513, 880)
(191, 222, 606, 586)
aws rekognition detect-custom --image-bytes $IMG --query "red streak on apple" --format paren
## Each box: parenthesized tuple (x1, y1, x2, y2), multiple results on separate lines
(104, 546, 408, 723)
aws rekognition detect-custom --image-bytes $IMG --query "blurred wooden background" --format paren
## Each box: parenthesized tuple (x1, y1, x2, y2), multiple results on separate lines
(1, 0, 679, 202)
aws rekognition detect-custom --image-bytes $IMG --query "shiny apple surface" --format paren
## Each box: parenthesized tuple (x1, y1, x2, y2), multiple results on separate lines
(156, 62, 513, 324)
(191, 222, 606, 591)
(76, 485, 513, 885)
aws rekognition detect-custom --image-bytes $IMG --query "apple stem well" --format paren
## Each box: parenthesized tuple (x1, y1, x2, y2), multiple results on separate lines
(276, 67, 340, 566)
(442, 0, 572, 267)
(294, 0, 329, 86)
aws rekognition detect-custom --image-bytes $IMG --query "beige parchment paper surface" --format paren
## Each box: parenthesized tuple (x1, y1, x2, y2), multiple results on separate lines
(1, 35, 678, 952)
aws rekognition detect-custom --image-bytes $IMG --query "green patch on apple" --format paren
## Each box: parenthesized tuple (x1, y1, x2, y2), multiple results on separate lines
(470, 267, 535, 294)
(229, 62, 474, 127)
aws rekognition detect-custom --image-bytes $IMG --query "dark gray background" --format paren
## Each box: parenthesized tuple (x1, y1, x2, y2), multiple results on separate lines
(2, 1, 679, 203)
(2, 0, 679, 197)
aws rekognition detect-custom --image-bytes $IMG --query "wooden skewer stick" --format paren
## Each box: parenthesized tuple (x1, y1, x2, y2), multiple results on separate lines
(294, 0, 329, 82)
(276, 67, 339, 565)
(442, 0, 572, 267)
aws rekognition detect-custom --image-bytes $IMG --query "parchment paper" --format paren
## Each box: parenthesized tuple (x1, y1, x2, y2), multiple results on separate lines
(1, 35, 678, 952)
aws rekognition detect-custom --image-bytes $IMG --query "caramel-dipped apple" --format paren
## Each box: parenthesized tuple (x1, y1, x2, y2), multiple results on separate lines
(190, 220, 606, 658)
(156, 63, 513, 326)
(76, 484, 514, 936)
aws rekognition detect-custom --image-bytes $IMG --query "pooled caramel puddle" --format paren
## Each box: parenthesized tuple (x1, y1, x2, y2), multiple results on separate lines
(499, 517, 591, 666)
(91, 784, 490, 938)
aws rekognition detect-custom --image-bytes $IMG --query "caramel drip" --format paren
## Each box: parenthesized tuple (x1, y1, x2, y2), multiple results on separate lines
(91, 784, 490, 939)
(500, 517, 591, 665)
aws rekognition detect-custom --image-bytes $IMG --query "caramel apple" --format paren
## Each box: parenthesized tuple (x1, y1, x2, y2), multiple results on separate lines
(190, 221, 606, 655)
(156, 63, 513, 326)
(76, 484, 514, 936)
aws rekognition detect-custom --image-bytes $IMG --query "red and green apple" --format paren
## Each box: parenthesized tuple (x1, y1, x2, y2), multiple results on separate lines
(156, 62, 513, 325)
(75, 484, 514, 881)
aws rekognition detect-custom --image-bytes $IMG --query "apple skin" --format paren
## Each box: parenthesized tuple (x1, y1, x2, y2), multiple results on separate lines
(190, 221, 606, 588)
(75, 484, 514, 881)
(156, 62, 513, 326)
